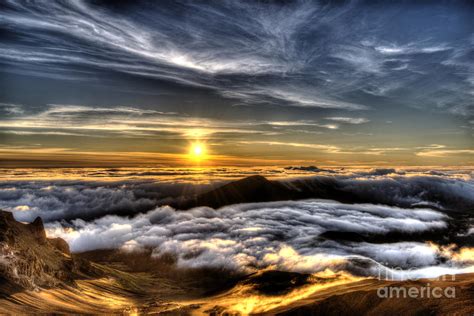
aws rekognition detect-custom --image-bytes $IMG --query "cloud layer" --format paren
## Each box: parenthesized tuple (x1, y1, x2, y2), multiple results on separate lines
(1, 168, 473, 222)
(44, 200, 473, 279)
(0, 167, 471, 279)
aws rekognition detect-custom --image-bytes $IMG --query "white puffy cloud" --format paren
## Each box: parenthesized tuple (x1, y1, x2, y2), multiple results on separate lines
(45, 200, 456, 278)
(0, 180, 213, 222)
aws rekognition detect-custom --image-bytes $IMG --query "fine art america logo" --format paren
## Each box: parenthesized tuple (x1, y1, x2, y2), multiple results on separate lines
(376, 267, 456, 299)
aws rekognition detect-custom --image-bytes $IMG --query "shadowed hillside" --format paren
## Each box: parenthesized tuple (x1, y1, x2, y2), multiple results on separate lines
(172, 175, 296, 209)
(171, 175, 474, 214)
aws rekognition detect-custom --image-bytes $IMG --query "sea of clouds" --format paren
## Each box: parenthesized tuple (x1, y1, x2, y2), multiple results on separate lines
(1, 168, 473, 279)
(0, 179, 213, 222)
(44, 200, 473, 279)
(1, 167, 473, 222)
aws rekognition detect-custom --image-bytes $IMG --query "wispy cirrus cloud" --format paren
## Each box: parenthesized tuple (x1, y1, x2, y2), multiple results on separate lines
(414, 144, 474, 158)
(1, 103, 471, 165)
(325, 117, 370, 124)
(0, 104, 355, 140)
(237, 141, 410, 156)
(417, 149, 474, 158)
(0, 103, 24, 116)
(1, 0, 471, 115)
(0, 104, 275, 139)
(238, 141, 342, 153)
(373, 43, 452, 55)
(264, 120, 339, 130)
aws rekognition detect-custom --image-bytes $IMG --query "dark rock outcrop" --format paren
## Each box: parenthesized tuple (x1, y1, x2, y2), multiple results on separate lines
(48, 237, 71, 255)
(0, 210, 75, 290)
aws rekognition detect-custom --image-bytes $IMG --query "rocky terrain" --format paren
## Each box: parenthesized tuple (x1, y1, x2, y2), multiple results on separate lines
(0, 210, 77, 290)
(0, 210, 472, 315)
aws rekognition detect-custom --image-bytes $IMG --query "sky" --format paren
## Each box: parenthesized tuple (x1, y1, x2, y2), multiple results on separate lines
(0, 0, 472, 167)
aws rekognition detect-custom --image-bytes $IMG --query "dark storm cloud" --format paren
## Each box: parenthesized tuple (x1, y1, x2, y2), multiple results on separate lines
(0, 0, 472, 116)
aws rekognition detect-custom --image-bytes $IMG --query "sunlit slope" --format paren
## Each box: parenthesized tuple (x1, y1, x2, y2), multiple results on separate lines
(2, 265, 474, 315)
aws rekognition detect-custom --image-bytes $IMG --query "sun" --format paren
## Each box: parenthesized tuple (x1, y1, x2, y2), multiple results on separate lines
(193, 145, 203, 155)
(189, 142, 207, 161)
